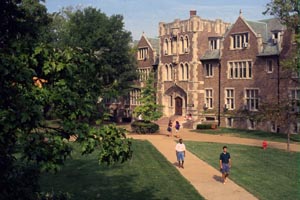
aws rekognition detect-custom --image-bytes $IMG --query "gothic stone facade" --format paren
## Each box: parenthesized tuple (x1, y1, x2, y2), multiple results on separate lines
(157, 10, 230, 120)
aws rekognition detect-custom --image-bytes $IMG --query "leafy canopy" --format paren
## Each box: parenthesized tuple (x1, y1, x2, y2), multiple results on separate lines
(0, 2, 137, 199)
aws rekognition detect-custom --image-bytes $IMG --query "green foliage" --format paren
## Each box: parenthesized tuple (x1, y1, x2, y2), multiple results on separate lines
(264, 0, 300, 74)
(196, 124, 213, 129)
(37, 192, 71, 200)
(131, 121, 159, 134)
(133, 73, 163, 122)
(40, 141, 204, 200)
(264, 0, 299, 31)
(0, 2, 136, 199)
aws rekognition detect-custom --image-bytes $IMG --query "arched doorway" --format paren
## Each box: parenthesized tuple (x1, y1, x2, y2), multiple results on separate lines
(175, 97, 183, 115)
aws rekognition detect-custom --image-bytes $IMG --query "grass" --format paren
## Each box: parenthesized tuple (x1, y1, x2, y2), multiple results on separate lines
(192, 127, 300, 143)
(185, 141, 300, 200)
(40, 140, 203, 200)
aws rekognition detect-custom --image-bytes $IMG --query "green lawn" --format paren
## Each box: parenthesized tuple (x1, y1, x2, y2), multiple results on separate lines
(40, 140, 203, 200)
(192, 127, 300, 143)
(185, 141, 300, 200)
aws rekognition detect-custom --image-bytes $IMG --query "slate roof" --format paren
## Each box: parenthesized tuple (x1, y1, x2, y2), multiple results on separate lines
(132, 37, 159, 54)
(258, 44, 280, 56)
(246, 18, 286, 43)
(147, 38, 159, 53)
(200, 50, 220, 60)
(246, 20, 268, 42)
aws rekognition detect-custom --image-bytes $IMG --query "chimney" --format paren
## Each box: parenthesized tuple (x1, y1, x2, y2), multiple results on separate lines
(190, 10, 197, 17)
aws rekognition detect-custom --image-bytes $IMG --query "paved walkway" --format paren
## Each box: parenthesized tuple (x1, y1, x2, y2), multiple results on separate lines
(125, 125, 300, 200)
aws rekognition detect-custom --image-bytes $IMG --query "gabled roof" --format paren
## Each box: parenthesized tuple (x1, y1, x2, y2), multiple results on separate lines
(138, 33, 159, 54)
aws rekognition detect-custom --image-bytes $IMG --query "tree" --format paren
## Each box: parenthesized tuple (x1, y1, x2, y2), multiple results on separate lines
(262, 1, 300, 151)
(1, 2, 136, 199)
(133, 72, 163, 122)
(264, 0, 299, 31)
(264, 0, 300, 74)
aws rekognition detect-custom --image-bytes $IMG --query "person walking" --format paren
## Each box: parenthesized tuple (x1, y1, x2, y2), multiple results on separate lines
(219, 145, 231, 184)
(175, 138, 186, 168)
(167, 119, 173, 137)
(175, 121, 180, 138)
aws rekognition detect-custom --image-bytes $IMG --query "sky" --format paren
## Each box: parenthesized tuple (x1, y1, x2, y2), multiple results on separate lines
(45, 0, 273, 40)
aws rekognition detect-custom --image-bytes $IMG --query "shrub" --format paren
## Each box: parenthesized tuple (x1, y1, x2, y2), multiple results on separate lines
(131, 121, 159, 134)
(196, 124, 213, 130)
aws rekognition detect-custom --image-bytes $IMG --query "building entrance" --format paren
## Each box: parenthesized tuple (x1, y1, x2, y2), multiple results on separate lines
(175, 97, 183, 115)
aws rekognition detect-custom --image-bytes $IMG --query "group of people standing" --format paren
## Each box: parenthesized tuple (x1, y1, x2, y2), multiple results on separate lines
(167, 119, 181, 138)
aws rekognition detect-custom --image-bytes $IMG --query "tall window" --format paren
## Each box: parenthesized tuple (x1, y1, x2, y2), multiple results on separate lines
(225, 89, 235, 110)
(226, 118, 233, 128)
(290, 89, 300, 113)
(266, 59, 273, 73)
(185, 64, 189, 79)
(138, 48, 148, 60)
(180, 37, 184, 53)
(231, 33, 249, 49)
(184, 36, 189, 53)
(164, 39, 169, 55)
(245, 89, 259, 111)
(180, 64, 184, 80)
(209, 39, 218, 50)
(205, 64, 213, 77)
(164, 64, 173, 81)
(205, 89, 213, 109)
(180, 63, 189, 80)
(165, 65, 169, 80)
(228, 61, 252, 79)
(130, 89, 141, 105)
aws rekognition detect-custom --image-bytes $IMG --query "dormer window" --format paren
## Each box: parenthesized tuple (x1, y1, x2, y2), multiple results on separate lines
(231, 32, 249, 49)
(271, 31, 281, 44)
(209, 38, 219, 50)
(138, 47, 149, 60)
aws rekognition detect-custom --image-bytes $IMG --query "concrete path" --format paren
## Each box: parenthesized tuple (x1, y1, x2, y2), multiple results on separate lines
(130, 134, 258, 200)
(125, 124, 300, 200)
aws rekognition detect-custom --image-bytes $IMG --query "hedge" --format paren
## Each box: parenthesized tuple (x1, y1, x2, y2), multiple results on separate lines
(131, 121, 159, 134)
(196, 124, 213, 129)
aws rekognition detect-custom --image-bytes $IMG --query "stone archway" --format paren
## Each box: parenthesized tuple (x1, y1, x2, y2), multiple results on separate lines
(164, 84, 187, 116)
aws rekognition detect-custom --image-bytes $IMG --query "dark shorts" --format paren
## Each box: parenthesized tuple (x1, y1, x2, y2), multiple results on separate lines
(221, 163, 230, 174)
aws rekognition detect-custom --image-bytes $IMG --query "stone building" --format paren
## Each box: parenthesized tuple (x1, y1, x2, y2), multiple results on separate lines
(154, 10, 299, 133)
(157, 10, 230, 120)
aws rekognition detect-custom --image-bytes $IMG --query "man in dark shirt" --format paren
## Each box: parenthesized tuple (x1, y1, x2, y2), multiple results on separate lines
(219, 146, 231, 184)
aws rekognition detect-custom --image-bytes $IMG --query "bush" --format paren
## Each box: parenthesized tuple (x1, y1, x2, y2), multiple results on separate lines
(131, 121, 159, 134)
(196, 124, 213, 130)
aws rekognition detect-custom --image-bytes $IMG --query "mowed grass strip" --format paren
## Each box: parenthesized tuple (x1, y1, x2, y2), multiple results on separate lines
(185, 141, 300, 200)
(40, 140, 203, 200)
(192, 127, 300, 143)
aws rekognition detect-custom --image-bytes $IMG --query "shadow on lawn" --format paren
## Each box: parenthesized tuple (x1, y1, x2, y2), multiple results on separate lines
(41, 158, 170, 200)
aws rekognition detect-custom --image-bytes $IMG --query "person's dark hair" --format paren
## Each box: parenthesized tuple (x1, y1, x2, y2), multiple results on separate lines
(223, 146, 227, 149)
